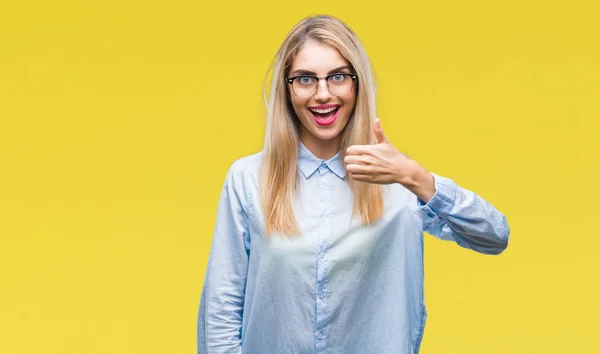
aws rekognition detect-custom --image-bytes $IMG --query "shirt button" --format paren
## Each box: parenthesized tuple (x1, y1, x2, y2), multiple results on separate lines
(316, 332, 325, 340)
(319, 292, 326, 299)
(320, 251, 326, 259)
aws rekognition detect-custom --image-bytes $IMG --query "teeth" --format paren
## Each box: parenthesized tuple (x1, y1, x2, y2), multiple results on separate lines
(310, 106, 338, 114)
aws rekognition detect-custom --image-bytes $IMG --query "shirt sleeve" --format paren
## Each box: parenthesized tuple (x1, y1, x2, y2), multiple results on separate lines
(198, 162, 250, 353)
(418, 172, 510, 255)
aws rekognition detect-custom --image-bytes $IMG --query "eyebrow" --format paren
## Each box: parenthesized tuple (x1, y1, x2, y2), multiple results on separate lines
(290, 66, 353, 76)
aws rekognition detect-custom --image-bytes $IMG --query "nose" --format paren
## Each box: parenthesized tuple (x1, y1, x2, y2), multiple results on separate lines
(314, 79, 332, 101)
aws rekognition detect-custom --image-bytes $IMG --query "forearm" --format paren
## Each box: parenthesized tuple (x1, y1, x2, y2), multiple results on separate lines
(420, 173, 510, 255)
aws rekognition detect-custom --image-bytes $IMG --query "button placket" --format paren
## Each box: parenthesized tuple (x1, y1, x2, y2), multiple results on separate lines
(315, 162, 330, 351)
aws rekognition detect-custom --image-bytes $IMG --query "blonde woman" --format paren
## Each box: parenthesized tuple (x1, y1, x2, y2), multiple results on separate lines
(197, 15, 509, 354)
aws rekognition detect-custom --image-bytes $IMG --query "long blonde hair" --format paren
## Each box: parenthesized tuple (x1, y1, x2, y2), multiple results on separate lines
(260, 15, 383, 236)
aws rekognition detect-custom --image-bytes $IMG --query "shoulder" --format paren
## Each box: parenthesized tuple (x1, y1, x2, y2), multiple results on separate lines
(222, 150, 263, 193)
(219, 151, 263, 210)
(228, 150, 263, 177)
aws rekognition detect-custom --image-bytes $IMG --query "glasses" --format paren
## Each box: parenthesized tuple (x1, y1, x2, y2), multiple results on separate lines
(286, 73, 357, 98)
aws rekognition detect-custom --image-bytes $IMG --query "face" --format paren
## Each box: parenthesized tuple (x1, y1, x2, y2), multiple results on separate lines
(287, 40, 357, 154)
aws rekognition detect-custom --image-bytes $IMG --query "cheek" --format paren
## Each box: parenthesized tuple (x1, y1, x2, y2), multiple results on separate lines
(290, 97, 308, 117)
(343, 95, 357, 116)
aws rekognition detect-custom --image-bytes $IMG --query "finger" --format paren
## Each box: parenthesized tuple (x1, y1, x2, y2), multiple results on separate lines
(346, 144, 372, 156)
(374, 118, 389, 144)
(344, 155, 370, 165)
(349, 173, 373, 183)
(346, 163, 372, 174)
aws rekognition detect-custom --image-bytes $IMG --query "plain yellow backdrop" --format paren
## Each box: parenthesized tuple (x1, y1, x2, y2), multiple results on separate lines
(1, 0, 598, 353)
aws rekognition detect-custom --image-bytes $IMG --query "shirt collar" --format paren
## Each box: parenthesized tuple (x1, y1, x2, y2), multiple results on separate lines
(297, 142, 346, 179)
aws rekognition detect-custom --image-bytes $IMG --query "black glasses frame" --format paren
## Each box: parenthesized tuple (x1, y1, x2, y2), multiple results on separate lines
(285, 73, 358, 97)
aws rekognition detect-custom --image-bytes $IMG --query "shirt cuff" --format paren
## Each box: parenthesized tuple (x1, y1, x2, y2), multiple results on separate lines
(417, 172, 457, 219)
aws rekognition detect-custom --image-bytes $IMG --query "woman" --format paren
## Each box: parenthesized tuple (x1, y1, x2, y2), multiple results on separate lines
(198, 14, 509, 354)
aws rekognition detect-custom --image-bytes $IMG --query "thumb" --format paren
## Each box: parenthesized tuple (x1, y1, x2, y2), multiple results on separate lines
(374, 118, 389, 144)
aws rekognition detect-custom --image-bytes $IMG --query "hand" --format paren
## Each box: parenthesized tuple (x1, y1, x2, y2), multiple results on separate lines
(344, 119, 411, 184)
(344, 119, 436, 201)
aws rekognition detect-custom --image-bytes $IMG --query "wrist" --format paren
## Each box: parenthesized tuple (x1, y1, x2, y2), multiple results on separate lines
(397, 160, 435, 202)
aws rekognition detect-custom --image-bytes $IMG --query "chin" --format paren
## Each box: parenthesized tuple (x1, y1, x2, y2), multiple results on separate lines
(312, 128, 343, 141)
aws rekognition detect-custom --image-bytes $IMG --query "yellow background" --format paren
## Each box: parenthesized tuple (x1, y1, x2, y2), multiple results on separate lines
(1, 0, 598, 353)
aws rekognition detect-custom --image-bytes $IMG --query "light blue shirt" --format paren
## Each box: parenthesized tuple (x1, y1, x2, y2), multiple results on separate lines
(197, 143, 509, 353)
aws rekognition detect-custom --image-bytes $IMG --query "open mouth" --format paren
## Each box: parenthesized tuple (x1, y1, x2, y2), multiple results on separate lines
(308, 106, 340, 126)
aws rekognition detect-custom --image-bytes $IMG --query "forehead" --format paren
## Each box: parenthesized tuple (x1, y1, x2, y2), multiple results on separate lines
(290, 40, 350, 74)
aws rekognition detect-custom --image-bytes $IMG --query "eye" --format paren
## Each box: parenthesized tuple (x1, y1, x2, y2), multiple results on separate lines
(330, 74, 347, 82)
(298, 76, 315, 85)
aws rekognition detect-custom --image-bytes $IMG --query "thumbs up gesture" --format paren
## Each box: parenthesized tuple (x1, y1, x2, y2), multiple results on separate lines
(344, 119, 435, 201)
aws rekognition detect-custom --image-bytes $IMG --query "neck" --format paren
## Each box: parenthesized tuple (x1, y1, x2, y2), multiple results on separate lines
(300, 131, 341, 160)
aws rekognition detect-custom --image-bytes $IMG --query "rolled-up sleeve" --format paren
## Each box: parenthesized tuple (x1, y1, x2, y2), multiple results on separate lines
(418, 173, 510, 255)
(198, 162, 250, 353)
